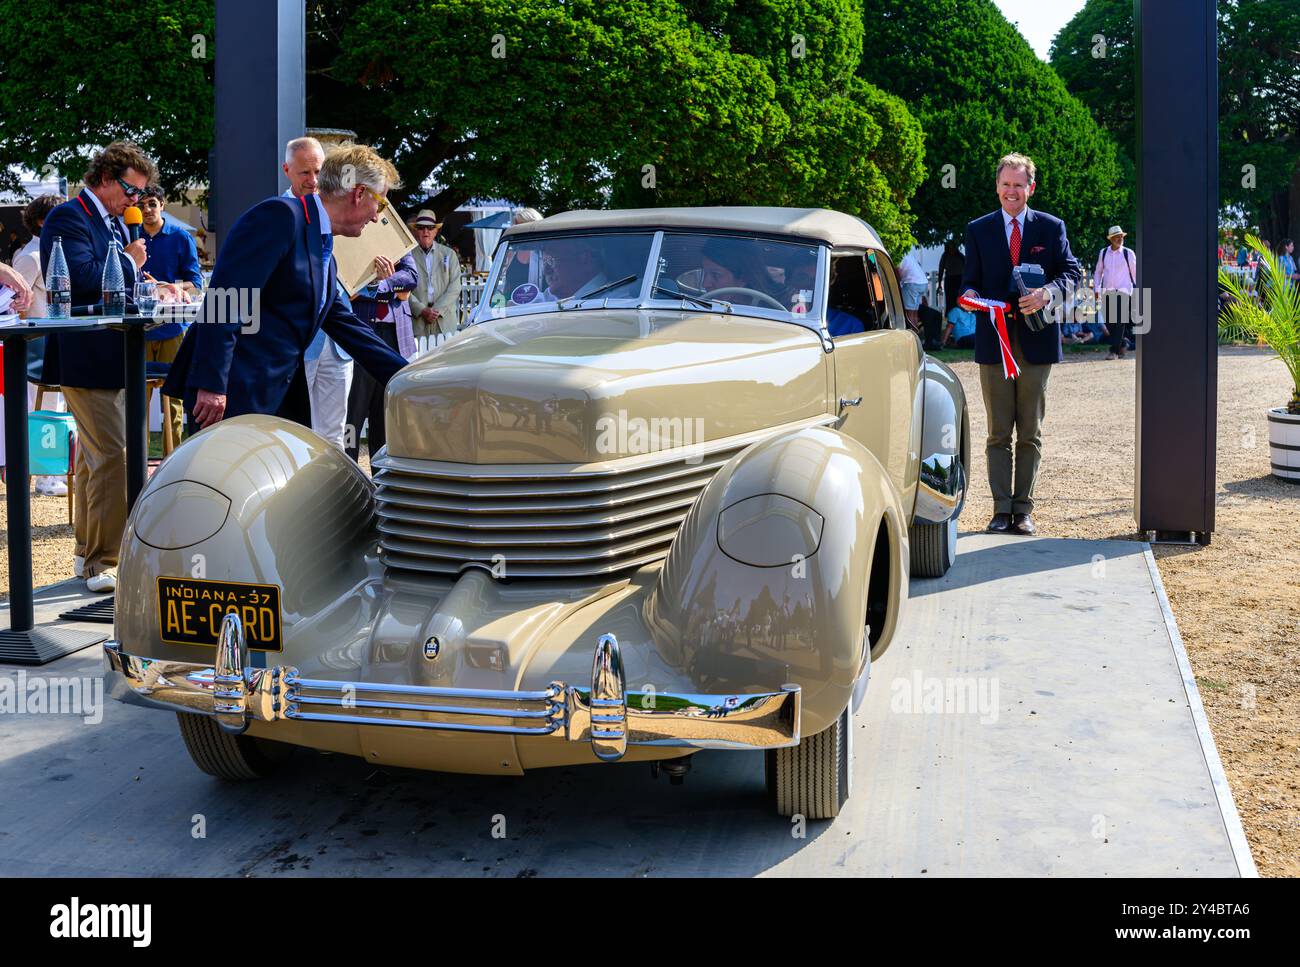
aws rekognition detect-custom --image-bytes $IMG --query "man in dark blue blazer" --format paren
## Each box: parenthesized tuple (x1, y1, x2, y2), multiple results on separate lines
(163, 143, 408, 432)
(960, 152, 1082, 536)
(38, 141, 156, 592)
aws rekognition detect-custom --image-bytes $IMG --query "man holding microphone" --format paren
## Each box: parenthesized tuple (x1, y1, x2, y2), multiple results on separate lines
(38, 141, 155, 591)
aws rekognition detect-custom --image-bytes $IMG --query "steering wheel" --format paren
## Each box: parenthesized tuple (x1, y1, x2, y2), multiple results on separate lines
(700, 286, 787, 311)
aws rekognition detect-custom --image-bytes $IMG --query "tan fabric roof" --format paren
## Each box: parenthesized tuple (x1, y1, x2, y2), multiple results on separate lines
(502, 206, 884, 249)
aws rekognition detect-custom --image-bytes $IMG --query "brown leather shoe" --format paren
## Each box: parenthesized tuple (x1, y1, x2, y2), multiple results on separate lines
(1011, 513, 1037, 536)
(986, 512, 1012, 533)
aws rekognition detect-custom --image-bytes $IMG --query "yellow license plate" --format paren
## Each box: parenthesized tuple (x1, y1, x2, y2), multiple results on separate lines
(157, 577, 283, 652)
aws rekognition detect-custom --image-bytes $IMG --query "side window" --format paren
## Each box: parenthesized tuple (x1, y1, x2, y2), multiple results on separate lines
(826, 253, 873, 337)
(867, 250, 905, 330)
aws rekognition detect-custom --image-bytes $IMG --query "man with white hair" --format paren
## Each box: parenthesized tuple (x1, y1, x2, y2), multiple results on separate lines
(163, 143, 408, 428)
(280, 137, 354, 449)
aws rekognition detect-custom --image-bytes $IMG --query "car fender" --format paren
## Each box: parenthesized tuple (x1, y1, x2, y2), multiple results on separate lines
(913, 355, 969, 525)
(646, 425, 909, 735)
(115, 415, 384, 671)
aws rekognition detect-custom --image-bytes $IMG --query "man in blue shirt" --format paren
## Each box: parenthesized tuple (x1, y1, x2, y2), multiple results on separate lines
(138, 186, 202, 446)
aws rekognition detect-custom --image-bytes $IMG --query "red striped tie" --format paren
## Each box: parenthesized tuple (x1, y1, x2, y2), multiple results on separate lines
(1009, 217, 1022, 266)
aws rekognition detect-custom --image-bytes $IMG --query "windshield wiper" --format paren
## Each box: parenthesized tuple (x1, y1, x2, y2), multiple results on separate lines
(651, 284, 732, 312)
(557, 274, 639, 310)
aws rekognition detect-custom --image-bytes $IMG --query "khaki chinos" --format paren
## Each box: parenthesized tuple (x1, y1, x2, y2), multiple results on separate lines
(978, 324, 1052, 516)
(62, 386, 127, 577)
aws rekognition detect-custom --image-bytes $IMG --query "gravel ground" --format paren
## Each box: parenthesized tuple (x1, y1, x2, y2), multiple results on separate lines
(1, 346, 1295, 874)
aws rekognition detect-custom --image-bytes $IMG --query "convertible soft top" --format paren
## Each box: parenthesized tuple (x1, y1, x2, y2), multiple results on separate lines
(502, 206, 885, 250)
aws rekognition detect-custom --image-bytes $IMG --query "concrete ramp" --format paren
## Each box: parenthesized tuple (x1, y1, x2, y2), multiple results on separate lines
(0, 535, 1253, 877)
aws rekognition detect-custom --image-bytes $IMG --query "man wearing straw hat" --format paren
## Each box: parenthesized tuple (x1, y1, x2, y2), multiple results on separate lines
(407, 209, 461, 349)
(1093, 224, 1137, 360)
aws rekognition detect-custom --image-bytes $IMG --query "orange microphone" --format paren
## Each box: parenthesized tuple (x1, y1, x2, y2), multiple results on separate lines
(124, 205, 143, 243)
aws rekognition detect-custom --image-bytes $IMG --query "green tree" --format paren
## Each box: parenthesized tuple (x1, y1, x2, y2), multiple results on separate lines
(320, 0, 924, 252)
(857, 0, 1128, 250)
(0, 0, 214, 195)
(1051, 0, 1300, 243)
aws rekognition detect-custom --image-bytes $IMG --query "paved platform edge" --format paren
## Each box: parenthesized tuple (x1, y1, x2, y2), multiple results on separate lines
(1144, 544, 1258, 878)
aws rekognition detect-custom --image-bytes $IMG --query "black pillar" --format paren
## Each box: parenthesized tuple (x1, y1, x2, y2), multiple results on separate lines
(1134, 0, 1218, 542)
(213, 0, 305, 255)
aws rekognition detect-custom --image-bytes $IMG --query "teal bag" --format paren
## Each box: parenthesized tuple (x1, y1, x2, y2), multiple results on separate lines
(28, 410, 76, 475)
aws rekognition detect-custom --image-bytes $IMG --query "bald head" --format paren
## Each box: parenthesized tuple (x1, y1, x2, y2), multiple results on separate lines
(283, 137, 325, 197)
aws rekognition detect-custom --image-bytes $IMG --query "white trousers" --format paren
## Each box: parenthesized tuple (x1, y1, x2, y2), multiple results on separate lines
(304, 338, 354, 450)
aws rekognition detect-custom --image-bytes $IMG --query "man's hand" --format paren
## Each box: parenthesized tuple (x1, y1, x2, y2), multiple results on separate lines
(420, 307, 440, 324)
(0, 263, 33, 312)
(372, 255, 395, 281)
(193, 389, 227, 428)
(125, 238, 147, 269)
(1018, 287, 1050, 314)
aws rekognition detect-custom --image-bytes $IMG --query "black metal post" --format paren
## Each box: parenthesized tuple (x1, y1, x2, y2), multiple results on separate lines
(3, 335, 33, 632)
(124, 323, 147, 509)
(212, 0, 305, 256)
(1134, 0, 1218, 543)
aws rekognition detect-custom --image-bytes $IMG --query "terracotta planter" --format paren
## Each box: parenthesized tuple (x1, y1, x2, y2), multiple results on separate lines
(1268, 406, 1300, 483)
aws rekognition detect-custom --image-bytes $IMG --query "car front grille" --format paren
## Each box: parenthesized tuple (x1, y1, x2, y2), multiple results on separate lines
(371, 443, 751, 580)
(370, 416, 834, 580)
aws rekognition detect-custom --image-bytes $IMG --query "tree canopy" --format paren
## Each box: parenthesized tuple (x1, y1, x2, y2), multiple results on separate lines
(0, 0, 213, 195)
(317, 0, 925, 252)
(1051, 0, 1300, 242)
(857, 0, 1129, 249)
(0, 0, 926, 255)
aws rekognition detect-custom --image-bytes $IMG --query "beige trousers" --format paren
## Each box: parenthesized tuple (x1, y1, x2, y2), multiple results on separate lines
(146, 333, 185, 446)
(978, 330, 1052, 515)
(63, 386, 127, 576)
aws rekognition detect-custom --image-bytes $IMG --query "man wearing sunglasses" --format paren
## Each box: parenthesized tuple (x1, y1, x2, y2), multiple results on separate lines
(37, 141, 157, 592)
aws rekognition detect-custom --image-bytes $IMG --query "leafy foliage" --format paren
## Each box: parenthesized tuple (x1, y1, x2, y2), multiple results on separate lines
(1219, 236, 1300, 409)
(0, 0, 214, 195)
(857, 0, 1128, 248)
(320, 0, 925, 252)
(0, 0, 924, 253)
(1052, 0, 1300, 241)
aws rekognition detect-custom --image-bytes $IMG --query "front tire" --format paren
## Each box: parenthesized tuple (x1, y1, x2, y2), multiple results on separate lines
(909, 515, 957, 577)
(767, 704, 852, 819)
(176, 713, 293, 780)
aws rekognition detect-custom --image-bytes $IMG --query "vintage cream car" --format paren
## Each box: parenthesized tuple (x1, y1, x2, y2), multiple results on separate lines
(105, 207, 967, 819)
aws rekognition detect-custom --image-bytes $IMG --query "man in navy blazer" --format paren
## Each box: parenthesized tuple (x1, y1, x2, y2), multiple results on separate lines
(163, 143, 408, 432)
(960, 152, 1081, 536)
(38, 141, 156, 592)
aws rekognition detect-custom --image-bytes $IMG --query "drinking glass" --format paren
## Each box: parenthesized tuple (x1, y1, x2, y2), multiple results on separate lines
(134, 280, 158, 316)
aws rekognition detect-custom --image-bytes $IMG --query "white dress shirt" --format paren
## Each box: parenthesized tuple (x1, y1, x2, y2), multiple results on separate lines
(83, 189, 136, 279)
(1001, 206, 1057, 305)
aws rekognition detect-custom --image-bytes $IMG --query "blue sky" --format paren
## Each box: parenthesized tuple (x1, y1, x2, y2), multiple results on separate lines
(993, 0, 1088, 60)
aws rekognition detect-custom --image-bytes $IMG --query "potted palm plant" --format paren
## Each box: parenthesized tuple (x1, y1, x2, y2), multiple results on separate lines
(1219, 234, 1300, 483)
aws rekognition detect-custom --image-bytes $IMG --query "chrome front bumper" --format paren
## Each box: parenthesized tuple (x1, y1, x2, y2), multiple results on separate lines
(104, 617, 801, 758)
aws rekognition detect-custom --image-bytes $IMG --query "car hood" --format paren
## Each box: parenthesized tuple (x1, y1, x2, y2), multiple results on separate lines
(383, 309, 830, 464)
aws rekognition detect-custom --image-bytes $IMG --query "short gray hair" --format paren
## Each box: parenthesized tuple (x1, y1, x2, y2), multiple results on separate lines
(317, 142, 401, 198)
(284, 136, 324, 165)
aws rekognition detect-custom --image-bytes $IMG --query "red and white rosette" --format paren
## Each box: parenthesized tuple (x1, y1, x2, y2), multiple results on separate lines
(958, 293, 1019, 380)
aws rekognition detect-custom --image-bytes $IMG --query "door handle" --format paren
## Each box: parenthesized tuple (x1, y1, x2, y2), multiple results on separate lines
(839, 395, 863, 411)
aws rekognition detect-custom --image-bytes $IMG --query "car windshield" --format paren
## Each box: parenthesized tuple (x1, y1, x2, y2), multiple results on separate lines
(476, 231, 823, 325)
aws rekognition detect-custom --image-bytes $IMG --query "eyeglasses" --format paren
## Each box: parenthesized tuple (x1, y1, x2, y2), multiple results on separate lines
(116, 177, 145, 199)
(364, 186, 389, 213)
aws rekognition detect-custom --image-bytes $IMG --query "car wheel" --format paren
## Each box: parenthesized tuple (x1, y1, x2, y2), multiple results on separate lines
(176, 712, 293, 780)
(766, 703, 852, 819)
(909, 515, 958, 578)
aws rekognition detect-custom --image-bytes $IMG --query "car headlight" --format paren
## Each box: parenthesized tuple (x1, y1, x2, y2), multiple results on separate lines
(716, 493, 824, 567)
(133, 480, 231, 549)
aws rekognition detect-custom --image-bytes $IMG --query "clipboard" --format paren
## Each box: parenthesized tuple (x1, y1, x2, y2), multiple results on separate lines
(331, 208, 418, 297)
